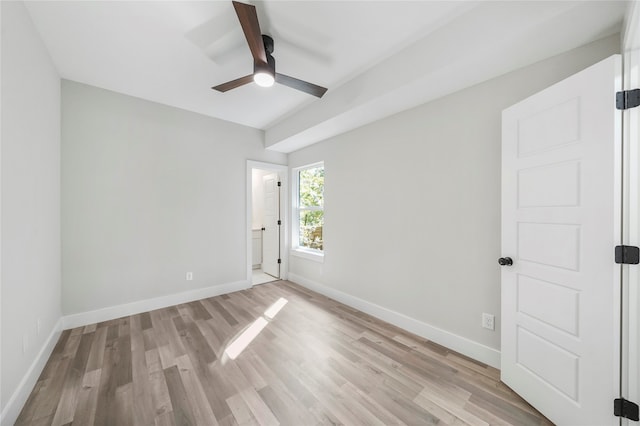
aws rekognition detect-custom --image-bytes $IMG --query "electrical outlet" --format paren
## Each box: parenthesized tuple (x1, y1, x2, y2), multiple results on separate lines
(482, 313, 495, 331)
(186, 272, 193, 281)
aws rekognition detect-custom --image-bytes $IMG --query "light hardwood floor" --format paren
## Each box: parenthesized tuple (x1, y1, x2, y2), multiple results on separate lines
(16, 281, 552, 425)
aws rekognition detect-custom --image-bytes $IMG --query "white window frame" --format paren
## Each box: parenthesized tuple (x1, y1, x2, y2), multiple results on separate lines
(291, 162, 324, 262)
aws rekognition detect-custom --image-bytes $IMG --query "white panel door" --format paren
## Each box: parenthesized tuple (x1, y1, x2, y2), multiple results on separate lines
(501, 55, 621, 425)
(262, 173, 280, 278)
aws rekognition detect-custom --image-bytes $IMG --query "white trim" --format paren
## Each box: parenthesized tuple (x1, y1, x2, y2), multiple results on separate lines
(246, 161, 289, 285)
(0, 317, 64, 426)
(0, 1, 3, 412)
(623, 45, 640, 421)
(62, 280, 250, 329)
(290, 248, 324, 263)
(622, 0, 640, 416)
(288, 273, 501, 369)
(623, 0, 640, 411)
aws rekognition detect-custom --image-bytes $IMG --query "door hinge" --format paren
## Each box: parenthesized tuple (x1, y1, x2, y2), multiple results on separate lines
(616, 89, 640, 110)
(615, 245, 640, 264)
(277, 258, 281, 264)
(277, 181, 281, 187)
(277, 220, 281, 226)
(614, 398, 639, 421)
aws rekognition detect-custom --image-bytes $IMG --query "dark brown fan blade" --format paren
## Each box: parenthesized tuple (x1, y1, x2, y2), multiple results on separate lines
(275, 73, 327, 98)
(212, 74, 254, 92)
(232, 1, 267, 64)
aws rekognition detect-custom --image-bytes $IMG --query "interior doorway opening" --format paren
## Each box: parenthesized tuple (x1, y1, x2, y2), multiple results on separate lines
(247, 161, 288, 286)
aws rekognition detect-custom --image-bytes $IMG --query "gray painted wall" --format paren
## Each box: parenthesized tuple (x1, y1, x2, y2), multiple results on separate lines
(288, 34, 620, 352)
(61, 81, 286, 315)
(1, 1, 62, 411)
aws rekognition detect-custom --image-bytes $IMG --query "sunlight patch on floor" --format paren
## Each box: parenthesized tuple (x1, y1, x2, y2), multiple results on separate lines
(224, 317, 269, 360)
(264, 297, 288, 319)
(224, 297, 289, 360)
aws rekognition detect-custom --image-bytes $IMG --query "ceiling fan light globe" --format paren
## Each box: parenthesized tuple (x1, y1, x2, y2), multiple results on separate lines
(254, 72, 275, 88)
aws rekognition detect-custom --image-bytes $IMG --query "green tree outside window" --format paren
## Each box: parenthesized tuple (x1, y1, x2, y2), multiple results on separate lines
(298, 166, 324, 251)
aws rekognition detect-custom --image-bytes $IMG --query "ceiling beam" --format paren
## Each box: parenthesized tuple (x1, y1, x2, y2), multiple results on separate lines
(264, 1, 624, 153)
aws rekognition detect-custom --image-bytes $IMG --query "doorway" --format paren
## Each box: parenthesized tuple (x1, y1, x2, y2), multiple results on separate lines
(246, 161, 288, 286)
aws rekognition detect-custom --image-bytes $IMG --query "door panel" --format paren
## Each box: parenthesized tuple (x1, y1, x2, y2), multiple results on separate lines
(517, 161, 580, 207)
(517, 222, 581, 270)
(501, 55, 621, 425)
(516, 327, 579, 400)
(516, 275, 579, 335)
(516, 97, 580, 156)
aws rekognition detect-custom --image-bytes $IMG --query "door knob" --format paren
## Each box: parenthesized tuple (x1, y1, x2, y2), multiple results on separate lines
(498, 257, 513, 266)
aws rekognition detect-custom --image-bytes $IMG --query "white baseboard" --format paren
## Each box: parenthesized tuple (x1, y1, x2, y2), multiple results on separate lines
(1, 317, 64, 426)
(288, 273, 501, 369)
(62, 280, 251, 330)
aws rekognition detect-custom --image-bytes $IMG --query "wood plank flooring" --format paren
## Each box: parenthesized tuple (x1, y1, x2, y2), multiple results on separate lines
(16, 281, 553, 425)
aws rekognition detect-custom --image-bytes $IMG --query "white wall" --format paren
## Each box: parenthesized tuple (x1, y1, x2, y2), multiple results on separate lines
(1, 0, 61, 417)
(61, 81, 286, 316)
(288, 34, 620, 361)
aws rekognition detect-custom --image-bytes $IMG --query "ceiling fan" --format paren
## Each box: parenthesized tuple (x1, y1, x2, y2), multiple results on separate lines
(212, 1, 328, 98)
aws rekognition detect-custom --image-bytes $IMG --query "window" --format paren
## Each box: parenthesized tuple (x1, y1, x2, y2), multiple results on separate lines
(293, 163, 324, 258)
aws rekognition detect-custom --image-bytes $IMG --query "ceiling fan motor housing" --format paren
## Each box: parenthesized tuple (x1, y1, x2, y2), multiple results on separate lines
(262, 34, 274, 54)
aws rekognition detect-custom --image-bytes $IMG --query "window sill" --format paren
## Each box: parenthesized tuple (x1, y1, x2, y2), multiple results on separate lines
(291, 248, 324, 263)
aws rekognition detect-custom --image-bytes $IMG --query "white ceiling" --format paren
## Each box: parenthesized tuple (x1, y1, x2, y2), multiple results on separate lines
(25, 1, 628, 153)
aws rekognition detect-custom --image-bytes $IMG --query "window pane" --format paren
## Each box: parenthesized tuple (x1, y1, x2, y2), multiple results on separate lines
(299, 210, 323, 251)
(299, 167, 324, 208)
